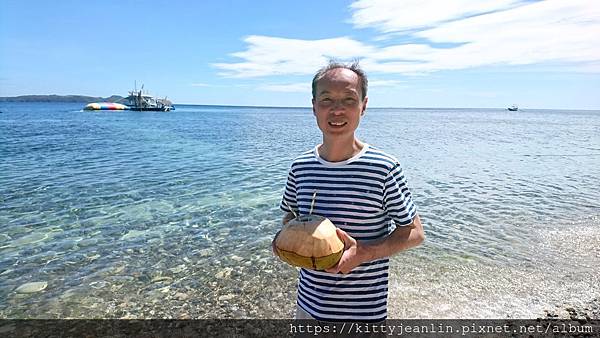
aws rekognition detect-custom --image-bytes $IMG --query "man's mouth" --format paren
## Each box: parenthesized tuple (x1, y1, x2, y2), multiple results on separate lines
(328, 121, 347, 127)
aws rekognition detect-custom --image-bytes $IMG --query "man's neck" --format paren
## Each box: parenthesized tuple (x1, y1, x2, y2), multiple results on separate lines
(318, 136, 365, 162)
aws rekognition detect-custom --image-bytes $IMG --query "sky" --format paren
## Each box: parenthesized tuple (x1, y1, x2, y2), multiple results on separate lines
(1, 0, 599, 109)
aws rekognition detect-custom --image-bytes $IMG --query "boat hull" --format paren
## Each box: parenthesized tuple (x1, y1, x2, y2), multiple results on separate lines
(128, 107, 172, 111)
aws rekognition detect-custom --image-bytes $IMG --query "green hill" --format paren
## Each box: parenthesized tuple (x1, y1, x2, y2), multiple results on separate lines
(0, 95, 124, 103)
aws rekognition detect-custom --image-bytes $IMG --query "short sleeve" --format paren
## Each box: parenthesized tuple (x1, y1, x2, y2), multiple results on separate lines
(383, 163, 417, 226)
(280, 167, 298, 214)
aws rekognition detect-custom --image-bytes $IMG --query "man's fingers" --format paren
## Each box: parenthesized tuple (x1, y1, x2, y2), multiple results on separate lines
(336, 228, 347, 240)
(272, 230, 281, 257)
(336, 228, 356, 249)
(325, 266, 339, 274)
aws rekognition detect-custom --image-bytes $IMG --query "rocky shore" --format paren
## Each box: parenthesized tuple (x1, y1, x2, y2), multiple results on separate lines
(544, 298, 600, 321)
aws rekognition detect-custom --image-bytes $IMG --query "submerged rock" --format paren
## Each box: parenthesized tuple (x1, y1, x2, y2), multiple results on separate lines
(218, 294, 235, 302)
(174, 292, 189, 301)
(198, 248, 214, 257)
(120, 230, 146, 241)
(15, 281, 48, 293)
(215, 267, 233, 279)
(151, 276, 173, 283)
(169, 264, 187, 274)
(11, 233, 49, 247)
(89, 281, 108, 289)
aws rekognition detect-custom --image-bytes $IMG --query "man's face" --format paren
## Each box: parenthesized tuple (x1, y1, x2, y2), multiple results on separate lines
(312, 68, 368, 140)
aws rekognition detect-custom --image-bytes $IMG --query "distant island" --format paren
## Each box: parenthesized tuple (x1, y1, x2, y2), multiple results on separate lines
(0, 95, 124, 103)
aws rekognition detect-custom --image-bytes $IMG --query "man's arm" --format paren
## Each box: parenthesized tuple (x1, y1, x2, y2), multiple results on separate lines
(326, 214, 425, 274)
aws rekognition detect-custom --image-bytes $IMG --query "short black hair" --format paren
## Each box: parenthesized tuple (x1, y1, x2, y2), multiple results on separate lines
(312, 60, 368, 100)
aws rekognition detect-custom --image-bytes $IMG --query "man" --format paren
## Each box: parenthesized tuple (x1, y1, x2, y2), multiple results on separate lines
(274, 61, 425, 322)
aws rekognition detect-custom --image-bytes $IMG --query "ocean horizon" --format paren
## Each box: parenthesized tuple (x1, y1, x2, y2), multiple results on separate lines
(145, 103, 600, 111)
(1, 102, 599, 319)
(4, 98, 599, 111)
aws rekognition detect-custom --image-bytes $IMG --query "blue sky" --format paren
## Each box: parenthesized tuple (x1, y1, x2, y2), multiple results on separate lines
(1, 0, 599, 109)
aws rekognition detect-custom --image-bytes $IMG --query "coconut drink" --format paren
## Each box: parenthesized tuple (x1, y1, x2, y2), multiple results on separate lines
(275, 213, 344, 270)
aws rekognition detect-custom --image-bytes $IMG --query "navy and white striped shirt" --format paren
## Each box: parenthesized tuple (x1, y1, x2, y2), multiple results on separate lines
(280, 144, 417, 322)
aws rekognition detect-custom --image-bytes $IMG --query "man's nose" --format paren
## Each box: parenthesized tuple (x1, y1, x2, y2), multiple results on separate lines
(331, 99, 345, 112)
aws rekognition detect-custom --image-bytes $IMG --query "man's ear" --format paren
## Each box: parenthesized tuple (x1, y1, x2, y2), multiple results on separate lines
(312, 98, 316, 116)
(361, 97, 368, 115)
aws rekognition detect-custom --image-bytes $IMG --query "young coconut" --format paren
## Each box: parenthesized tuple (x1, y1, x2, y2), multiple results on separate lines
(275, 215, 344, 270)
(275, 192, 344, 270)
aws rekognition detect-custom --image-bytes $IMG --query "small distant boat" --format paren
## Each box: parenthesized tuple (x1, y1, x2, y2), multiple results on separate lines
(507, 104, 519, 111)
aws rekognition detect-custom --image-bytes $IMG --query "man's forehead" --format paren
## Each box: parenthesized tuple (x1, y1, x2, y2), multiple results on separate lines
(322, 68, 359, 81)
(317, 69, 360, 92)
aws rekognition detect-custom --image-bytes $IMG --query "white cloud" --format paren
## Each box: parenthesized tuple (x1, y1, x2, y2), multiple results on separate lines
(414, 0, 600, 68)
(256, 79, 403, 94)
(213, 35, 373, 78)
(214, 0, 600, 77)
(350, 0, 521, 32)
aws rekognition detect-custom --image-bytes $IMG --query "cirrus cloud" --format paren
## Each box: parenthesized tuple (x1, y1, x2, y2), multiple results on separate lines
(350, 0, 522, 32)
(214, 0, 600, 78)
(213, 35, 373, 78)
(259, 79, 404, 93)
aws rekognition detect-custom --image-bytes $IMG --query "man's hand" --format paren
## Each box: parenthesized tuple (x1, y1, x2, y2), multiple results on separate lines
(271, 230, 281, 257)
(273, 212, 295, 258)
(325, 228, 368, 274)
(324, 214, 425, 274)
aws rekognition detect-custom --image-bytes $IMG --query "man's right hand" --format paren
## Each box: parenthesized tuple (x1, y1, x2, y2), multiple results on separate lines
(272, 212, 295, 258)
(271, 230, 281, 257)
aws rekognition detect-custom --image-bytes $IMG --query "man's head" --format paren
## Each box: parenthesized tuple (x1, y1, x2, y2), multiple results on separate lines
(312, 61, 368, 101)
(311, 61, 369, 140)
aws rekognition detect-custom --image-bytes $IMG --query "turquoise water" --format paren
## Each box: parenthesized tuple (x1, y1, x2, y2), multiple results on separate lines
(1, 102, 599, 318)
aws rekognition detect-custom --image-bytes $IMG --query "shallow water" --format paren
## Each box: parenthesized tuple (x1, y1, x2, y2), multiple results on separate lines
(1, 103, 599, 318)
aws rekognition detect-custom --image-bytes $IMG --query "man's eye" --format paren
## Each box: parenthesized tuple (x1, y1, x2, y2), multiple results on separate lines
(344, 98, 356, 104)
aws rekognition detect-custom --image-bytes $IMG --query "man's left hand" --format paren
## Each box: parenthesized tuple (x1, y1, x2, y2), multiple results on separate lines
(325, 228, 369, 274)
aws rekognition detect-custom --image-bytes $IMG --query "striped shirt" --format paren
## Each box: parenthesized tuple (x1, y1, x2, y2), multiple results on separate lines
(280, 144, 417, 322)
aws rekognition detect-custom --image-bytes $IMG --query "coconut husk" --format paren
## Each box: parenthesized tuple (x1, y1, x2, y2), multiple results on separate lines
(275, 215, 344, 270)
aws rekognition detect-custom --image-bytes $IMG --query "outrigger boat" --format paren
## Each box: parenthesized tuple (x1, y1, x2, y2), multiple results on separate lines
(124, 87, 173, 111)
(84, 84, 173, 111)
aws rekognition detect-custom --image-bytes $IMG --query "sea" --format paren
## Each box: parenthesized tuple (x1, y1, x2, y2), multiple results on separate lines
(0, 102, 599, 319)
